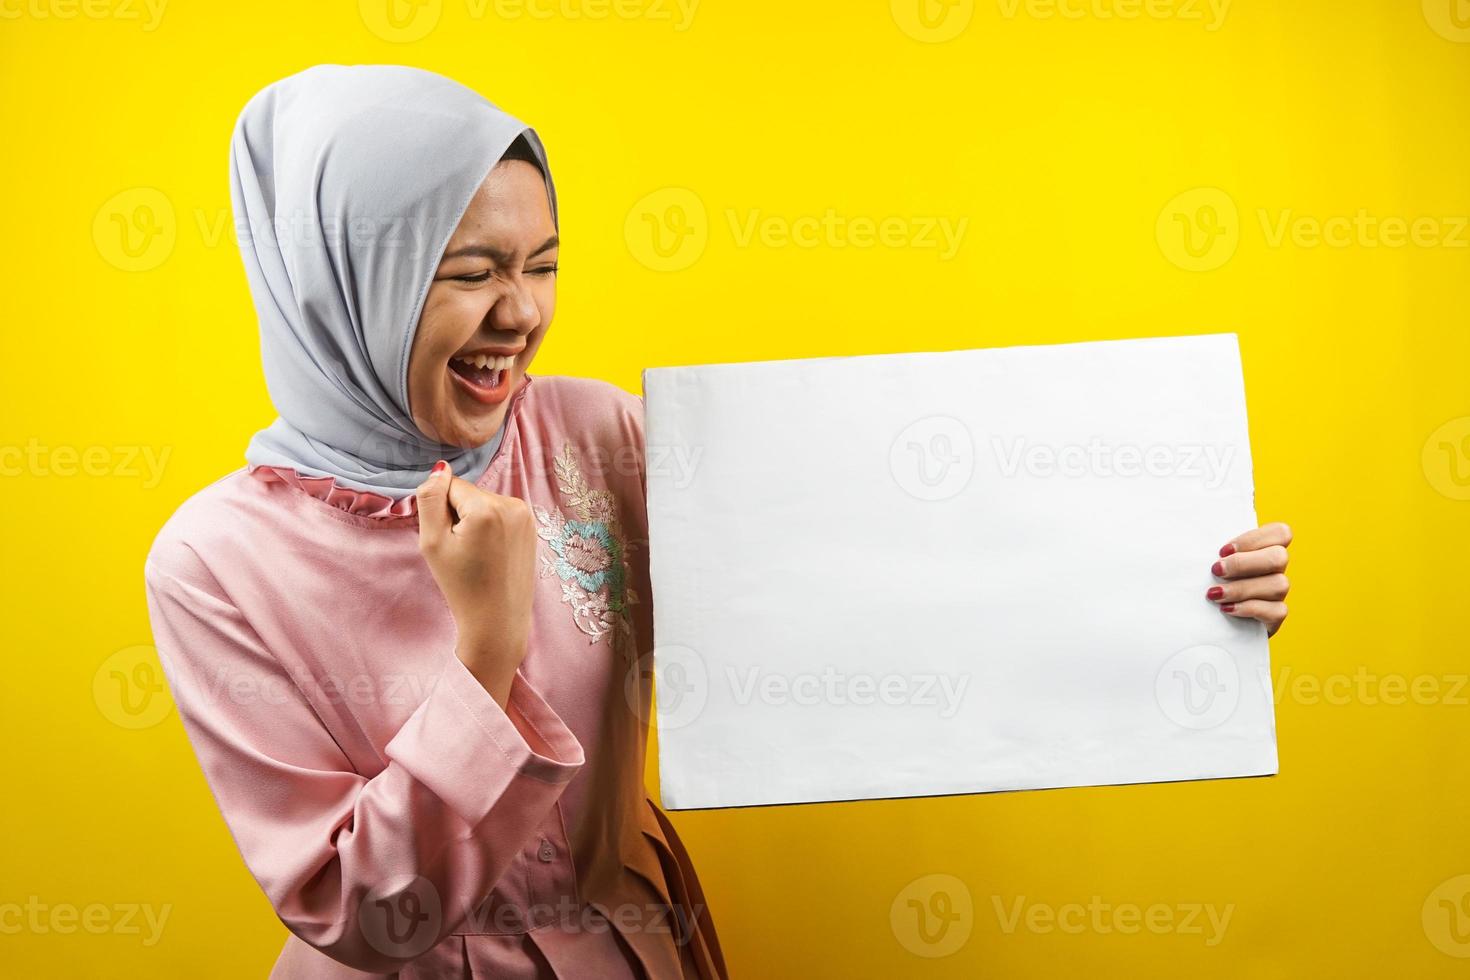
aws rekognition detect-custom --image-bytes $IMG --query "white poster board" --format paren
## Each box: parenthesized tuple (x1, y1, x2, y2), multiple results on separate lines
(643, 333, 1277, 810)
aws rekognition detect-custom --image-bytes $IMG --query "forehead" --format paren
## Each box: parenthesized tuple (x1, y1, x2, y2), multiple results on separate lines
(448, 160, 555, 245)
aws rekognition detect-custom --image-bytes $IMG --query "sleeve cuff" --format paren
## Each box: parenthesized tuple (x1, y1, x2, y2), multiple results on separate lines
(385, 654, 584, 826)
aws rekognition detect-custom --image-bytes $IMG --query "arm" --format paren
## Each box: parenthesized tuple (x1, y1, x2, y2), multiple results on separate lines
(144, 560, 582, 972)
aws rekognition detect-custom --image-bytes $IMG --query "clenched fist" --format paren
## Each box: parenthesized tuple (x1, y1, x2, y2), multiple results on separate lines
(416, 460, 537, 707)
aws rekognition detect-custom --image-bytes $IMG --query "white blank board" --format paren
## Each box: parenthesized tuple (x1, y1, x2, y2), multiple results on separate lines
(643, 333, 1278, 810)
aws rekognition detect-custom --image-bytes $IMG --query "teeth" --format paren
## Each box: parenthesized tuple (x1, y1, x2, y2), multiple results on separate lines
(452, 353, 514, 370)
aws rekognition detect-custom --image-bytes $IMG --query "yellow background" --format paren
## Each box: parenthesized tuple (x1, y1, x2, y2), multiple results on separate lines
(3, 0, 1469, 976)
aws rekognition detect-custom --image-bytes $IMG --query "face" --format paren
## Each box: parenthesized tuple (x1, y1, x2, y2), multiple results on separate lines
(407, 159, 558, 448)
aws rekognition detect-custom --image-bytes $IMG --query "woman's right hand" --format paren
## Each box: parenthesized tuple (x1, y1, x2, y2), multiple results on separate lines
(415, 460, 537, 706)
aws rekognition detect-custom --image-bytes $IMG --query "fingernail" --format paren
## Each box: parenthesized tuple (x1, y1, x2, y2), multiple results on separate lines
(431, 460, 448, 475)
(1219, 543, 1237, 557)
(1211, 561, 1225, 577)
(1220, 603, 1236, 613)
(1207, 586, 1224, 600)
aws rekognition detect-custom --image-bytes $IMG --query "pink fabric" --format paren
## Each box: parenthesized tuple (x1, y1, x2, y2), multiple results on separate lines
(248, 466, 422, 519)
(144, 374, 728, 980)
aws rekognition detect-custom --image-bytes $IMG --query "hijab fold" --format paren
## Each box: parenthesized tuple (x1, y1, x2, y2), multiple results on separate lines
(232, 64, 558, 496)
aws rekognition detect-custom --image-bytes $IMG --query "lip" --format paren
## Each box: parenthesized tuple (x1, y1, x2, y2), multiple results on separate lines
(448, 350, 519, 405)
(453, 345, 525, 358)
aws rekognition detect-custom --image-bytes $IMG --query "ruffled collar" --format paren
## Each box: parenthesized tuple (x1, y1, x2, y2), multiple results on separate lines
(248, 465, 423, 518)
(247, 375, 533, 521)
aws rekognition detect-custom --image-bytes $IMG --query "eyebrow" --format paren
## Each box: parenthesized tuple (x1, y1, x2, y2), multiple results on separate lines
(440, 234, 559, 265)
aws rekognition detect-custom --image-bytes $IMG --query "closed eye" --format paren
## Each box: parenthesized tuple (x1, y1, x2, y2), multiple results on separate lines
(447, 265, 557, 283)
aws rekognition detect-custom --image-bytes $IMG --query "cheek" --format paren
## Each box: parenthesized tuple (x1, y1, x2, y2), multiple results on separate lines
(414, 295, 481, 367)
(408, 296, 466, 413)
(405, 350, 443, 431)
(432, 291, 491, 335)
(535, 280, 557, 322)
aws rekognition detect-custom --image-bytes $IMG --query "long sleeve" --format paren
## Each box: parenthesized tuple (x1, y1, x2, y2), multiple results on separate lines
(143, 557, 584, 973)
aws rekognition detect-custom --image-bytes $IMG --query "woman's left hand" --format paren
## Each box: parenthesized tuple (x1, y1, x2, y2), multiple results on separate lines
(1207, 522, 1293, 636)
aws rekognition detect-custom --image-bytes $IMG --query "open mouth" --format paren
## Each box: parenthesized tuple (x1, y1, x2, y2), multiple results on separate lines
(448, 352, 516, 405)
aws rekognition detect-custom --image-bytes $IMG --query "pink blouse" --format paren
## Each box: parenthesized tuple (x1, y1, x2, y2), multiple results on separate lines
(143, 373, 728, 979)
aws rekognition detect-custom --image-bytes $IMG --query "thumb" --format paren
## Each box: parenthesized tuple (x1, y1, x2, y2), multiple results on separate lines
(415, 460, 453, 542)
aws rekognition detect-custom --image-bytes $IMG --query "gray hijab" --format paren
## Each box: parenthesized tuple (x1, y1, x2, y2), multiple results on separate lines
(231, 64, 557, 497)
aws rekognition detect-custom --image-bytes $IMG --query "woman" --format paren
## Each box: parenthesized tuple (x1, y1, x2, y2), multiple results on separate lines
(144, 64, 727, 979)
(145, 64, 1292, 979)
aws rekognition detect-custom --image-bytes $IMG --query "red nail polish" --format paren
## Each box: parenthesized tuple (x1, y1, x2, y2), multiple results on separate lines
(1211, 561, 1225, 577)
(1220, 603, 1236, 613)
(1219, 543, 1237, 558)
(1207, 586, 1224, 600)
(431, 460, 448, 474)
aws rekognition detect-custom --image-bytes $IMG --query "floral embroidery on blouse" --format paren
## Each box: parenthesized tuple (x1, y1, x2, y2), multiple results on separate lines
(533, 443, 639, 650)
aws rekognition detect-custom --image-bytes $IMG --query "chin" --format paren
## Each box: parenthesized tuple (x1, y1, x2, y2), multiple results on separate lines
(452, 411, 506, 449)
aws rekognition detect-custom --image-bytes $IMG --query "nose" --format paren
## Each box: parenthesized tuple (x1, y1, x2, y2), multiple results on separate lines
(487, 275, 540, 336)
